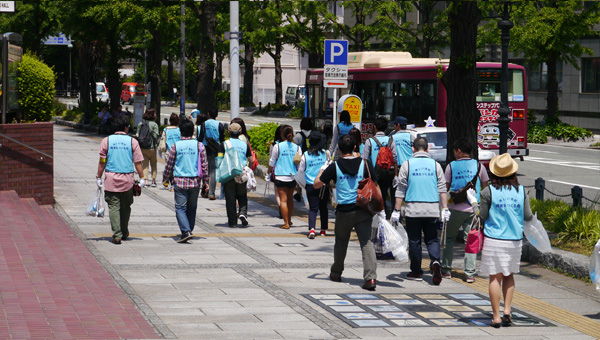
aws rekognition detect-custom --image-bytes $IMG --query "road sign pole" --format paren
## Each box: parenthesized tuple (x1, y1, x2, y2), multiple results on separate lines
(332, 88, 337, 127)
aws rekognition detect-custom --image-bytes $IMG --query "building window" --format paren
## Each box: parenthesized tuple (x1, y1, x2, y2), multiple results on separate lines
(510, 59, 562, 92)
(582, 57, 600, 93)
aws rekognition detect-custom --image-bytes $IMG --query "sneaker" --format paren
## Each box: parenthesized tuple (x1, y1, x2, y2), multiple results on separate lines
(209, 195, 216, 201)
(405, 272, 423, 281)
(431, 261, 442, 285)
(151, 181, 157, 187)
(239, 215, 248, 226)
(442, 272, 452, 279)
(163, 181, 169, 188)
(122, 232, 129, 241)
(177, 232, 192, 243)
(201, 189, 208, 198)
(112, 238, 122, 245)
(320, 230, 327, 236)
(466, 276, 475, 283)
(308, 229, 316, 239)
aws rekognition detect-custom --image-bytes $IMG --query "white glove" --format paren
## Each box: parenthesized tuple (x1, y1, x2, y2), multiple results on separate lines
(139, 178, 146, 188)
(265, 174, 271, 182)
(376, 210, 386, 220)
(96, 178, 102, 188)
(393, 177, 401, 188)
(466, 188, 477, 205)
(391, 210, 401, 223)
(441, 208, 451, 223)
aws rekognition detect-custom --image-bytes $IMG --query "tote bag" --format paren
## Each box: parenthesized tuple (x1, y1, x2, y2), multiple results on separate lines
(465, 215, 484, 254)
(217, 141, 243, 183)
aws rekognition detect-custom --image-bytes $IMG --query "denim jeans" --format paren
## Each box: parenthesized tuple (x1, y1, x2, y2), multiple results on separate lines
(405, 217, 441, 274)
(174, 186, 200, 235)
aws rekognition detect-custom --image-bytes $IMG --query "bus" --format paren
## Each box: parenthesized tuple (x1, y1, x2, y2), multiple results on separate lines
(305, 51, 529, 158)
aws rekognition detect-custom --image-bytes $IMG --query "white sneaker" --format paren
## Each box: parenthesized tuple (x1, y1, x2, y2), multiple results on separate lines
(239, 215, 248, 226)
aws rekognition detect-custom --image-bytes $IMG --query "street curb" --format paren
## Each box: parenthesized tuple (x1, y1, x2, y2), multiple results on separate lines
(521, 243, 590, 279)
(54, 118, 98, 132)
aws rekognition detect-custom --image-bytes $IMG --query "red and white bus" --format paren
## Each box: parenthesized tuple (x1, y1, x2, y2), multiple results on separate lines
(305, 51, 529, 158)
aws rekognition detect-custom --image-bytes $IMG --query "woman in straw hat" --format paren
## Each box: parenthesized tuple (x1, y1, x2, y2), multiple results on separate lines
(479, 153, 533, 328)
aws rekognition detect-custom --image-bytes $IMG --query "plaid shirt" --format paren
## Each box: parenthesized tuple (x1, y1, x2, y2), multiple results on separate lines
(162, 137, 209, 189)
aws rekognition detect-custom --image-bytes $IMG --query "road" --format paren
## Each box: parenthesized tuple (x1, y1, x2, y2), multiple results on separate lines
(518, 143, 600, 205)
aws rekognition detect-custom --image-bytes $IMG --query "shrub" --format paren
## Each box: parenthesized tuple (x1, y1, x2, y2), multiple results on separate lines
(287, 101, 304, 118)
(51, 99, 67, 117)
(62, 109, 84, 123)
(247, 122, 278, 156)
(527, 115, 593, 144)
(17, 53, 56, 122)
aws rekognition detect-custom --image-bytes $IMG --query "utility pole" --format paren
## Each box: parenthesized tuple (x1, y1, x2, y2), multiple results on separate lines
(230, 1, 240, 119)
(180, 3, 186, 119)
(497, 2, 513, 155)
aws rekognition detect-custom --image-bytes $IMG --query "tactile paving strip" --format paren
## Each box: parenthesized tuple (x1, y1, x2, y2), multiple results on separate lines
(303, 293, 554, 328)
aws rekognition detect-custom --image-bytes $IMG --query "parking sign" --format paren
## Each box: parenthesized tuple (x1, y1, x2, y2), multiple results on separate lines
(324, 39, 348, 65)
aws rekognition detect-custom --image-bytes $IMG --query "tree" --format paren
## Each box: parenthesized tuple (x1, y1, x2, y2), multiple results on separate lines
(441, 1, 482, 162)
(332, 0, 382, 51)
(0, 0, 60, 55)
(507, 1, 600, 123)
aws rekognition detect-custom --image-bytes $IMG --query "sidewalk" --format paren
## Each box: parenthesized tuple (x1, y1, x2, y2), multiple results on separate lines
(4, 124, 599, 339)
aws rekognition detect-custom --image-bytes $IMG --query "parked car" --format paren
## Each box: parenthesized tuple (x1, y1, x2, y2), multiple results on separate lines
(120, 82, 146, 104)
(285, 85, 305, 107)
(77, 82, 109, 104)
(406, 127, 495, 169)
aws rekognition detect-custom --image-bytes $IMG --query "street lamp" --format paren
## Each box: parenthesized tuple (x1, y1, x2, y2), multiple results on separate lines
(497, 2, 513, 155)
(68, 44, 73, 97)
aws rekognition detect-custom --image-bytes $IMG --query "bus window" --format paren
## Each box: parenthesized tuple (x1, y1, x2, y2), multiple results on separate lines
(477, 69, 525, 102)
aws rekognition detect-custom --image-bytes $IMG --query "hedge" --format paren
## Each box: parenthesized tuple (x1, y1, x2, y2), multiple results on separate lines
(17, 53, 56, 122)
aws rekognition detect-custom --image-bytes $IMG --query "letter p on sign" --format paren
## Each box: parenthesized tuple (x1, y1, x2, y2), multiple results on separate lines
(324, 39, 348, 65)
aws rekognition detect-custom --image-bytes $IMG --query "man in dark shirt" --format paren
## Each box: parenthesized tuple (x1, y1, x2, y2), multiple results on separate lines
(197, 108, 225, 199)
(314, 135, 381, 291)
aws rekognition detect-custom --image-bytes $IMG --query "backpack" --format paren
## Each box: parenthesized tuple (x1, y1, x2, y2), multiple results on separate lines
(138, 121, 154, 149)
(297, 131, 310, 153)
(371, 137, 395, 182)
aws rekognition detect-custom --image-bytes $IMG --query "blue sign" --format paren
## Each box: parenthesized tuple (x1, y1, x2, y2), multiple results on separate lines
(43, 34, 72, 46)
(324, 39, 348, 65)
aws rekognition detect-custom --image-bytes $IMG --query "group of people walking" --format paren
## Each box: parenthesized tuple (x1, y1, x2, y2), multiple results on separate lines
(96, 110, 532, 328)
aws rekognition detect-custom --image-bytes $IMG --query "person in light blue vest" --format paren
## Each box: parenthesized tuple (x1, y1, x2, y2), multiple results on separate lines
(479, 153, 533, 328)
(267, 125, 302, 229)
(198, 108, 225, 200)
(442, 139, 489, 283)
(159, 113, 181, 191)
(297, 132, 330, 239)
(217, 123, 253, 228)
(389, 115, 415, 214)
(314, 135, 381, 291)
(162, 119, 209, 243)
(393, 137, 450, 285)
(329, 110, 354, 157)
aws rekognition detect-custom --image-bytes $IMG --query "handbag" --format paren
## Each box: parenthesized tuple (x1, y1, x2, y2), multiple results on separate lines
(247, 142, 259, 171)
(217, 140, 243, 183)
(465, 215, 484, 254)
(449, 163, 480, 204)
(356, 160, 384, 216)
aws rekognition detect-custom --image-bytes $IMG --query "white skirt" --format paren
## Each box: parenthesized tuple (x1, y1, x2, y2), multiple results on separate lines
(480, 237, 522, 276)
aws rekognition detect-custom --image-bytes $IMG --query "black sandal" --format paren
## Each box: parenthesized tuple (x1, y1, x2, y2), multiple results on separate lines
(502, 314, 512, 326)
(491, 320, 501, 328)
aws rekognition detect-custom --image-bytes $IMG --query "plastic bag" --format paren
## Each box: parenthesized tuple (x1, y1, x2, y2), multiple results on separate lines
(245, 167, 257, 192)
(523, 213, 552, 253)
(590, 239, 600, 292)
(85, 187, 105, 217)
(373, 215, 409, 262)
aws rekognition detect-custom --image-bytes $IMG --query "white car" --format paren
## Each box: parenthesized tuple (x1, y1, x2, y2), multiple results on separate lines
(406, 127, 495, 168)
(285, 85, 305, 107)
(95, 82, 109, 102)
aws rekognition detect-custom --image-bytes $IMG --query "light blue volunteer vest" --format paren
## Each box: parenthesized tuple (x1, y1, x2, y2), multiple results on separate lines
(106, 135, 134, 173)
(274, 141, 299, 176)
(165, 128, 181, 151)
(391, 132, 413, 166)
(304, 151, 327, 185)
(204, 119, 220, 144)
(484, 185, 524, 240)
(335, 161, 364, 204)
(450, 159, 481, 202)
(369, 136, 391, 167)
(229, 138, 248, 166)
(405, 157, 439, 203)
(358, 143, 364, 156)
(337, 122, 353, 137)
(174, 140, 198, 177)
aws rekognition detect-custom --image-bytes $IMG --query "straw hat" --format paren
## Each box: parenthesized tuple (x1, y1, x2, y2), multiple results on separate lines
(489, 153, 518, 177)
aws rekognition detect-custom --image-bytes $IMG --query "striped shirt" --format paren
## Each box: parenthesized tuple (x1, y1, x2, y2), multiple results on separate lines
(162, 137, 209, 189)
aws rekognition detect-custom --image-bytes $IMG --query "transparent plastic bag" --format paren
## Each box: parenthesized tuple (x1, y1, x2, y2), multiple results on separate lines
(523, 213, 552, 253)
(85, 187, 105, 218)
(590, 239, 600, 292)
(373, 215, 409, 262)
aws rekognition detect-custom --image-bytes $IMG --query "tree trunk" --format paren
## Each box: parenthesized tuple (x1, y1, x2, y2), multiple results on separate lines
(273, 42, 283, 105)
(78, 43, 92, 123)
(214, 53, 223, 92)
(105, 31, 121, 108)
(196, 1, 220, 114)
(150, 28, 162, 118)
(167, 55, 173, 102)
(308, 52, 322, 69)
(243, 42, 255, 105)
(545, 54, 559, 124)
(441, 1, 481, 162)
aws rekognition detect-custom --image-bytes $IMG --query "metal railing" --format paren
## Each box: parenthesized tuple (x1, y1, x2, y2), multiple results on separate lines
(531, 177, 597, 208)
(0, 132, 53, 161)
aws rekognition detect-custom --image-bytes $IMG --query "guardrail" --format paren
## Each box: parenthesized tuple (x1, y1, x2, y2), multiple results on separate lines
(0, 132, 53, 161)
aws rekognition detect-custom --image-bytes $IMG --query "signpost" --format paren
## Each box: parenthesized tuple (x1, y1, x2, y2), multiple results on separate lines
(133, 83, 145, 128)
(42, 33, 72, 46)
(323, 39, 348, 127)
(337, 94, 363, 130)
(0, 1, 14, 13)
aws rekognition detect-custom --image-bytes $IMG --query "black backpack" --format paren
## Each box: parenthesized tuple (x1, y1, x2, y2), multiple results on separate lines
(137, 121, 154, 149)
(297, 131, 310, 153)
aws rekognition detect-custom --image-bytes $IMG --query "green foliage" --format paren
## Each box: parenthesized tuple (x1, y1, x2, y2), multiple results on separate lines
(247, 122, 279, 156)
(528, 120, 593, 144)
(17, 54, 56, 122)
(528, 124, 548, 144)
(62, 109, 84, 123)
(51, 99, 67, 117)
(287, 102, 304, 118)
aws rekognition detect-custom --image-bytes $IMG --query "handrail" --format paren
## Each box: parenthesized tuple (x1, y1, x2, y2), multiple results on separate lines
(0, 132, 53, 160)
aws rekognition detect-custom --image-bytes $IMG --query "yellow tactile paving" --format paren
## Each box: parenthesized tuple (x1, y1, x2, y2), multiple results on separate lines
(93, 232, 308, 238)
(421, 260, 600, 337)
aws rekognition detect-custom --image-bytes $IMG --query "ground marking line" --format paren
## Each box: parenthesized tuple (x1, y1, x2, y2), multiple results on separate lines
(526, 157, 600, 171)
(547, 180, 600, 191)
(530, 143, 600, 151)
(529, 149, 558, 154)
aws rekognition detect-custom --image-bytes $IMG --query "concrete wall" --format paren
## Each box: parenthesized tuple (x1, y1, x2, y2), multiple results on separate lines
(0, 122, 54, 205)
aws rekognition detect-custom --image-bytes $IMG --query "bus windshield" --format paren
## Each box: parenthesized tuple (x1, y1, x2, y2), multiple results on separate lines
(476, 69, 525, 102)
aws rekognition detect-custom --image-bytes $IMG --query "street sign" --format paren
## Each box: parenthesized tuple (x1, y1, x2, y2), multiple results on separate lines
(324, 80, 348, 88)
(0, 1, 14, 13)
(324, 39, 348, 65)
(324, 65, 348, 80)
(43, 34, 72, 46)
(337, 94, 363, 130)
